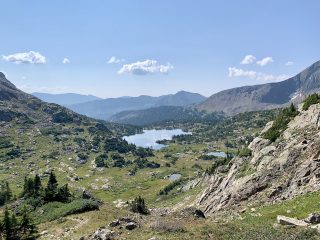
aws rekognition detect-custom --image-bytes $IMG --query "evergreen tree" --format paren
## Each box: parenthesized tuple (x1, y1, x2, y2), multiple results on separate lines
(0, 181, 12, 206)
(20, 206, 37, 238)
(21, 177, 35, 198)
(289, 102, 296, 112)
(130, 196, 148, 214)
(44, 171, 58, 202)
(10, 214, 18, 239)
(5, 182, 12, 202)
(3, 207, 13, 239)
(33, 174, 42, 195)
(57, 184, 71, 203)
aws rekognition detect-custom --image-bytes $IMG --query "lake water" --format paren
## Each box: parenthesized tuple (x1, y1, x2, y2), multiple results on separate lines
(168, 173, 182, 181)
(206, 151, 228, 158)
(123, 129, 191, 150)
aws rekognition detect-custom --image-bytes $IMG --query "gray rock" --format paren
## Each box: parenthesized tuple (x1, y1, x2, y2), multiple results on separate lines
(305, 213, 320, 224)
(109, 220, 120, 227)
(89, 227, 116, 240)
(277, 215, 308, 227)
(125, 222, 138, 230)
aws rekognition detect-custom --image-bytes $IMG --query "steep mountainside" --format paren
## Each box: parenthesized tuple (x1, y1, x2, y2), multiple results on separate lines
(32, 92, 102, 106)
(68, 91, 207, 120)
(198, 102, 320, 215)
(0, 72, 138, 136)
(197, 60, 320, 115)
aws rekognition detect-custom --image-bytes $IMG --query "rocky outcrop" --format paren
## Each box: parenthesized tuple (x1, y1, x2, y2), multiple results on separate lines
(198, 104, 320, 215)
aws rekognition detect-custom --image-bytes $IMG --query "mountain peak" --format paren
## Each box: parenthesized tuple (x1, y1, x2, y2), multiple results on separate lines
(197, 60, 320, 115)
(0, 72, 20, 100)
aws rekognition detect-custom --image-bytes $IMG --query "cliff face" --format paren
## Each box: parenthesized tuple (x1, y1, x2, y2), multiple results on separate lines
(198, 103, 320, 215)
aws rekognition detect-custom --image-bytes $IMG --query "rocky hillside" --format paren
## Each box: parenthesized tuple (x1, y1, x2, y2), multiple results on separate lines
(198, 102, 320, 215)
(197, 60, 320, 115)
(0, 72, 138, 136)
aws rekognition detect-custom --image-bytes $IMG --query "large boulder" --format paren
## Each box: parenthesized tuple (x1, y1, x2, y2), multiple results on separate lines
(89, 227, 116, 240)
(277, 215, 308, 227)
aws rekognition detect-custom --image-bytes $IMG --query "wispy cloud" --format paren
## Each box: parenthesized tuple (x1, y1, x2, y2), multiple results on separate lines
(108, 56, 124, 64)
(228, 67, 289, 82)
(241, 55, 256, 65)
(118, 59, 173, 75)
(2, 51, 46, 64)
(18, 84, 67, 94)
(285, 61, 294, 66)
(62, 58, 70, 64)
(256, 57, 274, 66)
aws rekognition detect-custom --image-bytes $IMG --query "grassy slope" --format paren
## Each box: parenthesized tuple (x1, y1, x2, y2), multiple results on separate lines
(2, 107, 320, 239)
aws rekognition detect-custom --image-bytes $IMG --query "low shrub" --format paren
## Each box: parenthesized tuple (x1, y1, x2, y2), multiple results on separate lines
(32, 199, 99, 223)
(302, 93, 320, 110)
(263, 104, 299, 142)
(238, 148, 252, 157)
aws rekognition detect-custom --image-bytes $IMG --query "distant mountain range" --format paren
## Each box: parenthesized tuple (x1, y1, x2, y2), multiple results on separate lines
(64, 91, 206, 120)
(31, 60, 320, 124)
(32, 91, 206, 120)
(197, 60, 320, 115)
(32, 92, 102, 106)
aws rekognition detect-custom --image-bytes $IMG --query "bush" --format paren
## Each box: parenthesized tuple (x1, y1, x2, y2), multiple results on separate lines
(104, 138, 135, 153)
(263, 104, 298, 142)
(205, 158, 229, 175)
(159, 178, 184, 195)
(111, 153, 126, 168)
(0, 137, 13, 148)
(95, 154, 107, 167)
(238, 148, 252, 157)
(134, 158, 160, 169)
(302, 93, 320, 110)
(52, 111, 73, 123)
(134, 147, 154, 158)
(130, 196, 148, 214)
(32, 199, 99, 223)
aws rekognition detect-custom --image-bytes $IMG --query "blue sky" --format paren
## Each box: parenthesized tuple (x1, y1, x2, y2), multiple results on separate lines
(0, 0, 319, 98)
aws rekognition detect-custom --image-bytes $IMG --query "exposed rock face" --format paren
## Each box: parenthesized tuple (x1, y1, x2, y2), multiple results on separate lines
(198, 104, 320, 215)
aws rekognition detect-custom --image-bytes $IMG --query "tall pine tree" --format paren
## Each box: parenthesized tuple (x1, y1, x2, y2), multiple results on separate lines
(44, 171, 58, 202)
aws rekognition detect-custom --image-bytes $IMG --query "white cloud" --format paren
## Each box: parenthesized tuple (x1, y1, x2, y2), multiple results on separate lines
(228, 67, 289, 82)
(118, 59, 173, 75)
(2, 51, 46, 64)
(241, 55, 256, 65)
(285, 61, 294, 66)
(62, 58, 70, 64)
(228, 67, 257, 78)
(108, 56, 124, 64)
(256, 57, 274, 66)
